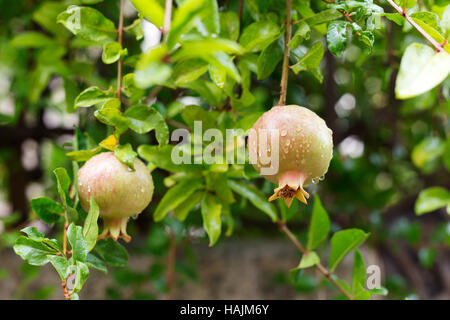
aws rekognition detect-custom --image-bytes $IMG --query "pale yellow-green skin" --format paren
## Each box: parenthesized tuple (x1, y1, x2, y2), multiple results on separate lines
(77, 152, 154, 219)
(249, 105, 333, 187)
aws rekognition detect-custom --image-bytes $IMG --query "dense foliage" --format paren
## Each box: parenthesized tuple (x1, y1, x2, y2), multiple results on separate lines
(0, 0, 449, 300)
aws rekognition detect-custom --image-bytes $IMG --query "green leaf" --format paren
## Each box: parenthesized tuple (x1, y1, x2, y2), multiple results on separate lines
(181, 105, 216, 131)
(11, 32, 57, 48)
(196, 0, 220, 36)
(289, 21, 310, 49)
(172, 38, 244, 61)
(48, 255, 70, 280)
(329, 229, 369, 272)
(411, 136, 445, 169)
(94, 107, 130, 135)
(352, 250, 366, 293)
(239, 20, 281, 52)
(307, 195, 330, 250)
(443, 139, 450, 171)
(172, 59, 209, 86)
(201, 193, 222, 246)
(415, 187, 450, 215)
(53, 167, 71, 209)
(20, 227, 45, 241)
(257, 38, 283, 80)
(291, 41, 324, 82)
(381, 13, 404, 26)
(72, 261, 89, 293)
(410, 12, 440, 31)
(30, 197, 64, 223)
(135, 44, 172, 89)
(67, 147, 102, 162)
(83, 198, 99, 252)
(306, 8, 342, 26)
(326, 20, 349, 57)
(32, 1, 68, 36)
(227, 179, 278, 222)
(138, 145, 205, 173)
(102, 42, 127, 64)
(57, 5, 116, 44)
(67, 223, 89, 262)
(369, 287, 388, 296)
(395, 43, 450, 99)
(129, 0, 164, 28)
(168, 0, 209, 49)
(125, 105, 169, 145)
(206, 52, 241, 85)
(298, 251, 320, 269)
(94, 239, 128, 267)
(13, 236, 57, 266)
(441, 5, 450, 37)
(85, 253, 108, 273)
(125, 18, 144, 41)
(114, 143, 137, 170)
(219, 11, 240, 41)
(174, 190, 205, 221)
(122, 73, 146, 102)
(75, 86, 114, 108)
(154, 178, 204, 222)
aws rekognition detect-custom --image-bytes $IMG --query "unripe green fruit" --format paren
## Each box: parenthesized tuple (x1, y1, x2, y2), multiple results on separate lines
(77, 152, 154, 242)
(248, 105, 333, 207)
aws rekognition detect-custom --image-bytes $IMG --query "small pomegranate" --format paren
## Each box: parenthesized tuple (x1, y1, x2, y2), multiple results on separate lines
(77, 152, 154, 242)
(248, 105, 333, 207)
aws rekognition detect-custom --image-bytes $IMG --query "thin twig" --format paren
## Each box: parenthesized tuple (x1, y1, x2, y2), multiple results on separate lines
(385, 0, 444, 52)
(278, 0, 292, 106)
(276, 220, 354, 300)
(61, 219, 70, 300)
(162, 0, 173, 40)
(165, 228, 177, 299)
(117, 0, 125, 102)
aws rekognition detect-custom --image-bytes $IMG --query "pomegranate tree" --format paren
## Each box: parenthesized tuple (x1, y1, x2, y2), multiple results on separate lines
(249, 105, 333, 207)
(77, 152, 154, 242)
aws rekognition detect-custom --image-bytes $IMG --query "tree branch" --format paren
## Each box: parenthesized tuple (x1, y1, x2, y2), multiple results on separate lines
(385, 0, 445, 52)
(165, 228, 177, 299)
(162, 0, 173, 39)
(278, 0, 292, 106)
(117, 0, 125, 102)
(277, 220, 354, 300)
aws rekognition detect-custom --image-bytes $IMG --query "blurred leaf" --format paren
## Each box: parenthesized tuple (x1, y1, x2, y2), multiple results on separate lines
(135, 44, 172, 88)
(219, 11, 240, 41)
(129, 0, 164, 28)
(411, 136, 445, 169)
(53, 168, 71, 209)
(396, 43, 450, 99)
(11, 32, 56, 47)
(83, 198, 99, 252)
(201, 193, 222, 246)
(329, 229, 369, 272)
(67, 223, 89, 262)
(30, 197, 64, 223)
(125, 104, 169, 145)
(307, 195, 330, 250)
(94, 107, 130, 135)
(181, 105, 216, 130)
(125, 18, 144, 41)
(138, 145, 205, 172)
(172, 59, 209, 86)
(72, 261, 89, 293)
(441, 5, 450, 37)
(444, 139, 450, 171)
(418, 247, 437, 269)
(239, 20, 281, 52)
(67, 147, 102, 162)
(228, 179, 278, 221)
(196, 0, 220, 36)
(57, 5, 116, 44)
(415, 187, 450, 215)
(154, 178, 204, 221)
(326, 20, 349, 57)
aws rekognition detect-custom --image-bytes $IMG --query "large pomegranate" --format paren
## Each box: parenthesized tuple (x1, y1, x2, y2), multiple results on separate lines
(77, 152, 154, 242)
(248, 105, 333, 207)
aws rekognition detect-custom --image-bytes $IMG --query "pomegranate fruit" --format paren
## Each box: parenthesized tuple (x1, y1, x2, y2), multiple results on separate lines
(77, 152, 154, 242)
(248, 105, 333, 207)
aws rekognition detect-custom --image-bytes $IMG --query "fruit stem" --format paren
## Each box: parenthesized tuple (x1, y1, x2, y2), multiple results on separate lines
(276, 219, 354, 300)
(278, 0, 292, 106)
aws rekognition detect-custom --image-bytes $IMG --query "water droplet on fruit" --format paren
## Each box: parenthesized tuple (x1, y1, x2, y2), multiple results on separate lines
(312, 178, 318, 184)
(319, 175, 325, 181)
(281, 130, 287, 137)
